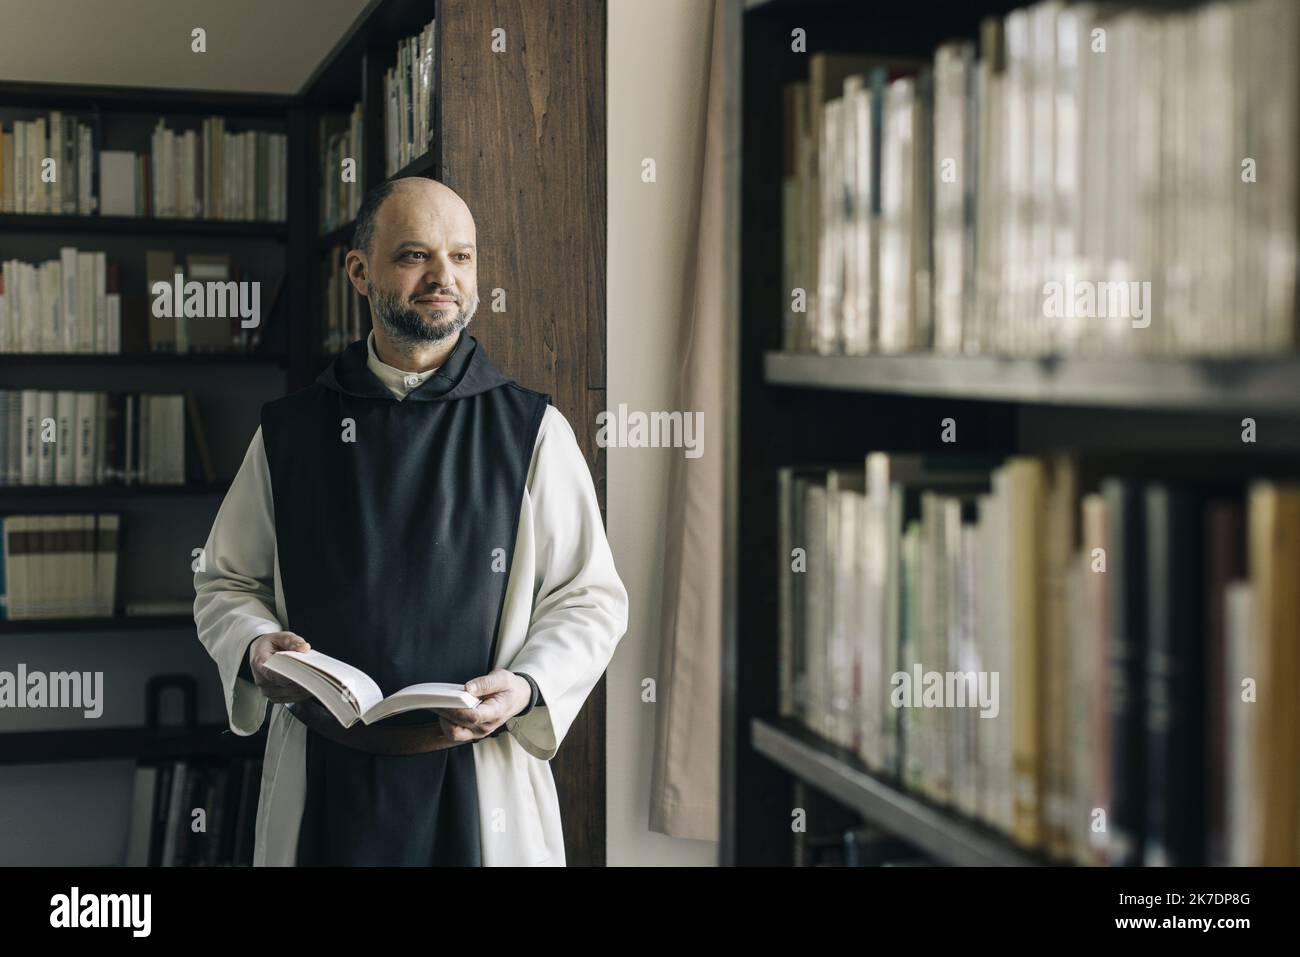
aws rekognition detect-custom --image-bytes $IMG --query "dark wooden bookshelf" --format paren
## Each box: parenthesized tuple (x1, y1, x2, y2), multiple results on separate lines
(721, 0, 1291, 867)
(752, 718, 1047, 866)
(0, 725, 265, 766)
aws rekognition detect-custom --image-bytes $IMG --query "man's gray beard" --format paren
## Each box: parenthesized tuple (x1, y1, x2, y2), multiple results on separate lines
(370, 283, 479, 345)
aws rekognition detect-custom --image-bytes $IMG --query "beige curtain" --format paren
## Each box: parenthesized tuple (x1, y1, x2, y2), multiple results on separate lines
(649, 0, 727, 842)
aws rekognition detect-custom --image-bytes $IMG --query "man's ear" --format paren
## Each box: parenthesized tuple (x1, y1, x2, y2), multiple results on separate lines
(344, 249, 371, 297)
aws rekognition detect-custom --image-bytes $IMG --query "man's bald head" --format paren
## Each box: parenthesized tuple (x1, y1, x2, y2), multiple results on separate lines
(352, 177, 475, 255)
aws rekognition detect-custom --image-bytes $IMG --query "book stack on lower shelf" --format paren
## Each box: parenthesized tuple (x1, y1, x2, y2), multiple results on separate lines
(0, 512, 119, 619)
(124, 756, 262, 866)
(0, 389, 215, 487)
(778, 454, 1300, 866)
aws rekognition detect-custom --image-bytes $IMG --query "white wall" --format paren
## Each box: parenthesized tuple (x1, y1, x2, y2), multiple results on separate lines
(606, 0, 719, 866)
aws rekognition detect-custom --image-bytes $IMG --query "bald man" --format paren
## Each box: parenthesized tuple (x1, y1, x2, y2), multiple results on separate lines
(193, 177, 629, 866)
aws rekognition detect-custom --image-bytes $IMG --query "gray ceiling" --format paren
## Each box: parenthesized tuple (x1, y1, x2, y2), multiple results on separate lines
(0, 0, 372, 94)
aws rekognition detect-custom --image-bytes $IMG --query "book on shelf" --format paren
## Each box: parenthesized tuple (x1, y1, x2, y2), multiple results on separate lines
(322, 243, 366, 352)
(0, 249, 118, 353)
(264, 649, 480, 729)
(0, 113, 286, 221)
(125, 755, 261, 866)
(320, 105, 364, 234)
(0, 112, 97, 215)
(384, 18, 437, 176)
(0, 388, 215, 487)
(778, 454, 1300, 866)
(0, 247, 271, 356)
(781, 0, 1300, 359)
(0, 512, 120, 619)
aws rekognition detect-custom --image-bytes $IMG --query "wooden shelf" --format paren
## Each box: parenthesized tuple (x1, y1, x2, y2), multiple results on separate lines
(317, 219, 355, 250)
(0, 482, 229, 500)
(0, 80, 291, 115)
(389, 149, 438, 181)
(751, 718, 1048, 866)
(0, 213, 287, 239)
(0, 724, 265, 766)
(0, 615, 193, 635)
(0, 351, 287, 366)
(766, 351, 1300, 414)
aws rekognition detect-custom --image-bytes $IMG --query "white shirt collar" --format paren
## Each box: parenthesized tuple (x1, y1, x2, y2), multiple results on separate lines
(366, 329, 440, 400)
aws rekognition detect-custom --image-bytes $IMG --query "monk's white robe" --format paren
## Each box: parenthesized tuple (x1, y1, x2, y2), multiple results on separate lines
(193, 331, 629, 865)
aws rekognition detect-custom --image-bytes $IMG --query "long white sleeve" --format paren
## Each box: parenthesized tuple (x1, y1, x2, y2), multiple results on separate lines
(504, 407, 630, 760)
(193, 425, 284, 736)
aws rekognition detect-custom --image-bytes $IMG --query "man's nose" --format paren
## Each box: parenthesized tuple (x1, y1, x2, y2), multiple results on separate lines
(423, 255, 455, 289)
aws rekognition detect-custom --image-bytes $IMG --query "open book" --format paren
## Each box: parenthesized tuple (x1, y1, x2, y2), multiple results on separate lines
(264, 649, 481, 729)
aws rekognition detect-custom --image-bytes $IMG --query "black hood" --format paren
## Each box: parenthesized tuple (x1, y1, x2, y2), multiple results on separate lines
(315, 331, 511, 401)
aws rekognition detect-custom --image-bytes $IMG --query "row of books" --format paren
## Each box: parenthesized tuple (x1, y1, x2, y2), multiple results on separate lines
(0, 115, 287, 222)
(146, 118, 287, 222)
(779, 454, 1300, 866)
(322, 243, 366, 353)
(320, 105, 365, 234)
(0, 390, 215, 487)
(783, 0, 1300, 358)
(0, 512, 120, 619)
(1, 250, 120, 353)
(0, 114, 96, 215)
(0, 249, 282, 355)
(385, 18, 438, 176)
(124, 757, 262, 867)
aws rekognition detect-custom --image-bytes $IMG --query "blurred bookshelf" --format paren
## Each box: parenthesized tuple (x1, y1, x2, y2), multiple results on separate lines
(723, 0, 1300, 868)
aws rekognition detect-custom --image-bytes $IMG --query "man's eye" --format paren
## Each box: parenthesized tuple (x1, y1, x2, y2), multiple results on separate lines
(404, 252, 428, 261)
(454, 253, 471, 262)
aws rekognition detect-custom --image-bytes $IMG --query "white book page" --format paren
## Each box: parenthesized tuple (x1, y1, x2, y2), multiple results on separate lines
(265, 649, 385, 719)
(361, 683, 480, 725)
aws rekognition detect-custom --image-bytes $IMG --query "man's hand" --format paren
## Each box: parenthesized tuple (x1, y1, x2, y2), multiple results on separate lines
(434, 669, 531, 743)
(249, 631, 314, 704)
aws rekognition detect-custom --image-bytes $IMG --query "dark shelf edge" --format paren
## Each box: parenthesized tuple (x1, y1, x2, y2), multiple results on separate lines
(0, 81, 292, 115)
(0, 482, 230, 499)
(389, 148, 438, 182)
(751, 717, 1048, 866)
(0, 724, 265, 766)
(317, 220, 356, 250)
(0, 213, 287, 239)
(0, 351, 287, 366)
(765, 351, 1300, 414)
(0, 615, 194, 634)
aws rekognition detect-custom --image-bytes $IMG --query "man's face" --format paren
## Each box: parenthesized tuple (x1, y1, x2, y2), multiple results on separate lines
(355, 182, 479, 345)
